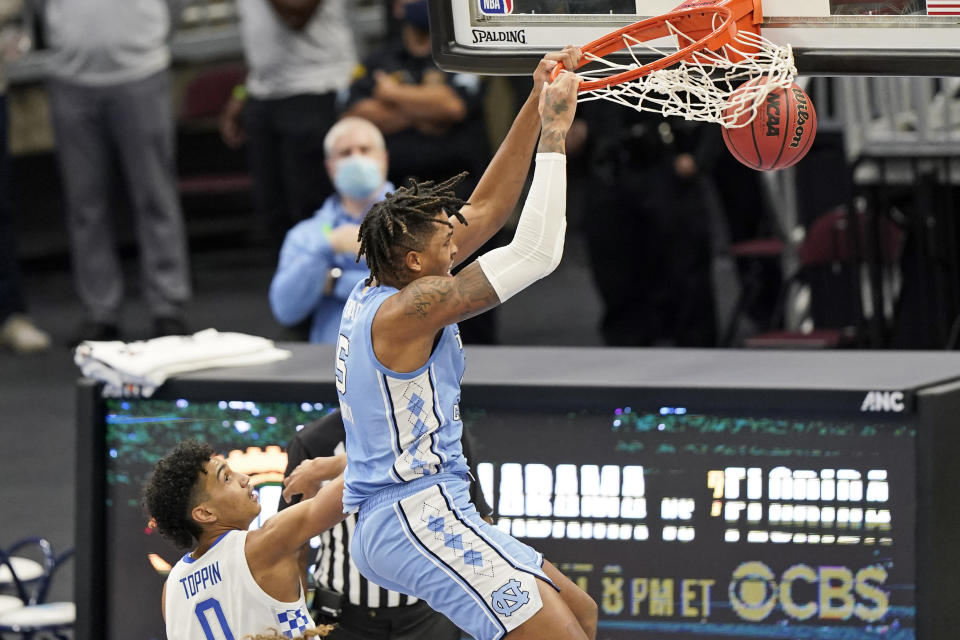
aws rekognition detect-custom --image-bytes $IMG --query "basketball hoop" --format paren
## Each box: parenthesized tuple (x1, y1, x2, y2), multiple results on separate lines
(551, 0, 797, 127)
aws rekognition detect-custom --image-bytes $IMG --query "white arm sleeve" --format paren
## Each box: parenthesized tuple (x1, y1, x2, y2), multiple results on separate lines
(476, 152, 567, 302)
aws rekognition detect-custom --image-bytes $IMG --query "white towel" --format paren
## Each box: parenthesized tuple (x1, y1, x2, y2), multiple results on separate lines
(74, 328, 292, 397)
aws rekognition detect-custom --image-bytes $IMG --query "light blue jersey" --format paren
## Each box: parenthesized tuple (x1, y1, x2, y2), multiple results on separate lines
(336, 279, 557, 640)
(336, 280, 470, 513)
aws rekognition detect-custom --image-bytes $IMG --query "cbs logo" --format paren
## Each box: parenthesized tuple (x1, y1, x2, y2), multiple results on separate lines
(729, 561, 889, 622)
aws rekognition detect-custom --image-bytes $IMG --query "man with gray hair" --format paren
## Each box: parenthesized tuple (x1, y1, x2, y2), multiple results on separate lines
(269, 117, 391, 344)
(39, 0, 192, 343)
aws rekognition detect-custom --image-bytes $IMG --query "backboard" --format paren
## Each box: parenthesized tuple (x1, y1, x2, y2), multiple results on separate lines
(429, 0, 960, 75)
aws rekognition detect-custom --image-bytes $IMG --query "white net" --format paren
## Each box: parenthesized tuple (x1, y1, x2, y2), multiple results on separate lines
(576, 17, 798, 127)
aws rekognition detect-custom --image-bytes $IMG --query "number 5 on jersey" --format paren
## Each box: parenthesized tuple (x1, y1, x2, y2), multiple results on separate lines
(336, 334, 349, 394)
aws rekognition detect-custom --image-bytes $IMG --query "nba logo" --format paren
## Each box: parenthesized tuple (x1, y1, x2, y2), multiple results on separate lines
(479, 0, 512, 14)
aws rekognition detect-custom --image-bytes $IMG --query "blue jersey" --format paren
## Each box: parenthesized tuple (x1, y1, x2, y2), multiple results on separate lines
(336, 280, 469, 512)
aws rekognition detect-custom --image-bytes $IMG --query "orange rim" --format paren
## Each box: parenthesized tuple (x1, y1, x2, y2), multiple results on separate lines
(551, 6, 737, 92)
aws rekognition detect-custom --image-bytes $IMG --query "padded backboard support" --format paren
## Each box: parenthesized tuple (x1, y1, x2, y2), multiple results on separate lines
(430, 0, 960, 75)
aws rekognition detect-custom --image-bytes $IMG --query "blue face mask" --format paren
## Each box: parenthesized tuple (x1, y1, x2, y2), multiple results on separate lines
(333, 155, 383, 201)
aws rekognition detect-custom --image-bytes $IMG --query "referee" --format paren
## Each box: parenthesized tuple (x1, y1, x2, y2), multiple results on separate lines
(278, 409, 494, 639)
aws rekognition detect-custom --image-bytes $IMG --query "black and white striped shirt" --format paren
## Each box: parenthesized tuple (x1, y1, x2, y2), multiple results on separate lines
(312, 514, 420, 607)
(281, 410, 492, 609)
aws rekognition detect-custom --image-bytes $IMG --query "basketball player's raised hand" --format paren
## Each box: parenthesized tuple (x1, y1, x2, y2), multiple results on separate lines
(282, 453, 347, 503)
(531, 45, 581, 96)
(327, 223, 361, 255)
(537, 70, 580, 154)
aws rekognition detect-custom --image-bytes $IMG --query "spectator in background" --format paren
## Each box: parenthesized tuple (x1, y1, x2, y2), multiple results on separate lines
(41, 0, 192, 342)
(279, 409, 492, 639)
(343, 0, 488, 198)
(343, 0, 498, 344)
(0, 0, 49, 354)
(269, 117, 391, 344)
(221, 0, 357, 252)
(572, 104, 720, 347)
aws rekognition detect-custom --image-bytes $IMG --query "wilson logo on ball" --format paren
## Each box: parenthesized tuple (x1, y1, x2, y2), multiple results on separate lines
(789, 88, 812, 149)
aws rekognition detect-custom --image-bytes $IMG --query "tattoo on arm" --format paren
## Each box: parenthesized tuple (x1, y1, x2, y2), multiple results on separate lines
(405, 278, 453, 319)
(537, 91, 568, 153)
(538, 129, 566, 153)
(454, 263, 501, 314)
(402, 263, 500, 324)
(551, 100, 570, 117)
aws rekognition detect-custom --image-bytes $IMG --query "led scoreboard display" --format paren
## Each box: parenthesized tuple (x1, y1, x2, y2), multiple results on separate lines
(76, 346, 960, 640)
(463, 406, 914, 639)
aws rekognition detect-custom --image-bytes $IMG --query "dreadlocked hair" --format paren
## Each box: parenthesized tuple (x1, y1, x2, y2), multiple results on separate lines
(358, 172, 469, 286)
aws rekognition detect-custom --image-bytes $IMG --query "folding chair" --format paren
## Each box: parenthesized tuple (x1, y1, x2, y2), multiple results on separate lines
(0, 538, 75, 639)
(177, 62, 253, 197)
(743, 206, 904, 348)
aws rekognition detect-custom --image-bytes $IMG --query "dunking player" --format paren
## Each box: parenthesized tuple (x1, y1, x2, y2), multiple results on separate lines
(143, 440, 347, 639)
(334, 49, 598, 640)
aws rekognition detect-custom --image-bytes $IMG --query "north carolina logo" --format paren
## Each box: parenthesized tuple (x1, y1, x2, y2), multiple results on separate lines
(479, 0, 513, 14)
(491, 579, 529, 616)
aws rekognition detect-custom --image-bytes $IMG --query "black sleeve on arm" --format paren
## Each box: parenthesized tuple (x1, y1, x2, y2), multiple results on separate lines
(277, 409, 347, 512)
(461, 426, 493, 519)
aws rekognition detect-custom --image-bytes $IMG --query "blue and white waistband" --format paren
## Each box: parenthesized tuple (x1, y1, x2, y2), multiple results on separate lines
(358, 472, 470, 520)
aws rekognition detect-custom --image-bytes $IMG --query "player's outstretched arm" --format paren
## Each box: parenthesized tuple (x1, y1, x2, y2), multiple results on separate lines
(281, 453, 347, 504)
(450, 46, 580, 266)
(246, 475, 347, 563)
(377, 71, 581, 343)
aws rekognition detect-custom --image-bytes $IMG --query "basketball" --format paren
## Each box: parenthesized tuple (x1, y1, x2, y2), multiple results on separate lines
(721, 78, 818, 171)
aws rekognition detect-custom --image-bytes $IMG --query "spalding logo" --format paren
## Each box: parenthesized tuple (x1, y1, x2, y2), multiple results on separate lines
(472, 29, 526, 44)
